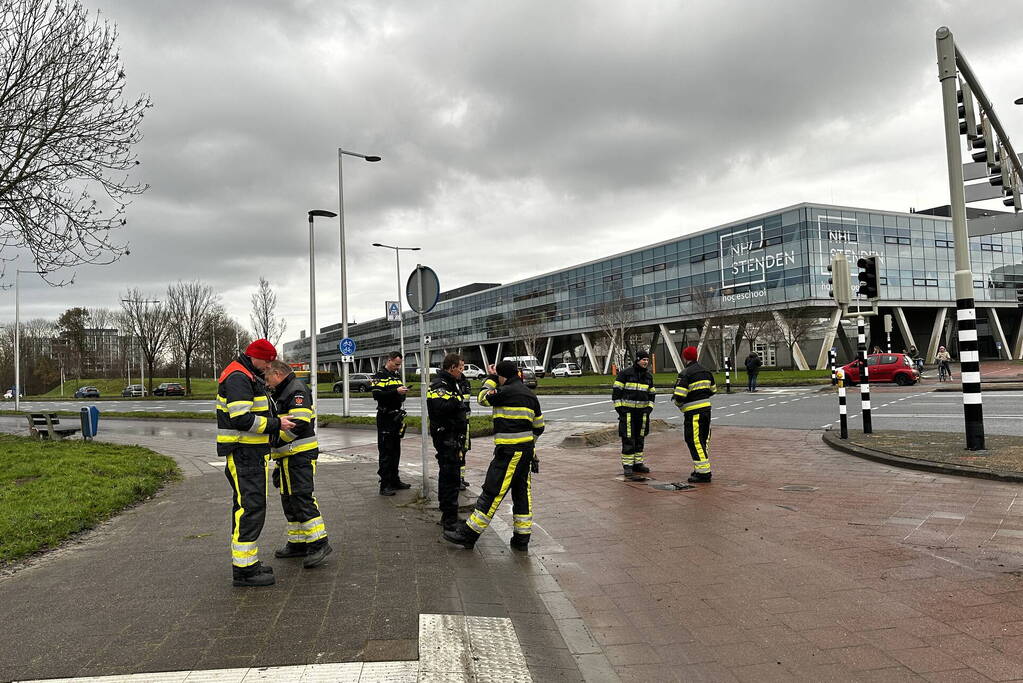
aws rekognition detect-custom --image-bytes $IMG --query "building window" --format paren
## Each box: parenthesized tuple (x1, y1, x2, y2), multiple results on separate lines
(641, 263, 667, 274)
(601, 273, 622, 283)
(885, 236, 911, 245)
(912, 278, 938, 287)
(980, 243, 1003, 252)
(935, 239, 953, 248)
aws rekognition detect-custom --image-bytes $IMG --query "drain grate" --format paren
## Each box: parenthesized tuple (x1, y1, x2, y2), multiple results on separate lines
(779, 484, 818, 492)
(650, 482, 697, 491)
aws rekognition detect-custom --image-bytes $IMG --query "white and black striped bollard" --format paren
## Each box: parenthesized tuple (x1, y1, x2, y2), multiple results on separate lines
(886, 331, 892, 354)
(830, 348, 837, 386)
(956, 298, 985, 450)
(725, 356, 731, 394)
(837, 369, 848, 439)
(857, 315, 872, 434)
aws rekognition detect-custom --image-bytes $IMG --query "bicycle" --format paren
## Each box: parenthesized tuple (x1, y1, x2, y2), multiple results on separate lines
(938, 361, 953, 382)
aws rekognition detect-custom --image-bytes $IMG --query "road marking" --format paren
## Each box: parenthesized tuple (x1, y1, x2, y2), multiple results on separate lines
(543, 400, 608, 413)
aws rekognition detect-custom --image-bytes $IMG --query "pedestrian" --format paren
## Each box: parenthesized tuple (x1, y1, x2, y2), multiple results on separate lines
(611, 349, 655, 480)
(264, 360, 332, 569)
(672, 346, 716, 483)
(217, 339, 295, 587)
(744, 351, 762, 392)
(372, 351, 410, 496)
(456, 371, 472, 490)
(871, 345, 881, 354)
(427, 354, 469, 533)
(444, 361, 544, 551)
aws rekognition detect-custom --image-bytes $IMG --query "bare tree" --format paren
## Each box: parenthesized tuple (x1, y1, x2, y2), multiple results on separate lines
(250, 277, 286, 344)
(120, 289, 171, 395)
(167, 280, 217, 395)
(511, 308, 544, 360)
(0, 0, 150, 280)
(738, 305, 775, 360)
(764, 307, 825, 370)
(594, 283, 634, 373)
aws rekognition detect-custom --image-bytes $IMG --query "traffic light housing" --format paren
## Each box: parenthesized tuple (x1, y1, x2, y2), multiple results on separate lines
(957, 78, 979, 142)
(1017, 286, 1023, 309)
(857, 256, 879, 300)
(827, 253, 850, 306)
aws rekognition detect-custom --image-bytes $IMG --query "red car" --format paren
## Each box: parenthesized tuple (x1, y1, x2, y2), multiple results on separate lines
(840, 353, 919, 386)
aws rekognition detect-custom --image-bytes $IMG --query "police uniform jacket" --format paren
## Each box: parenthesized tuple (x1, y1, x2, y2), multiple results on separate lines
(427, 370, 468, 451)
(216, 354, 281, 457)
(672, 361, 717, 412)
(371, 367, 406, 412)
(612, 363, 655, 411)
(457, 374, 472, 452)
(270, 370, 318, 458)
(478, 375, 544, 448)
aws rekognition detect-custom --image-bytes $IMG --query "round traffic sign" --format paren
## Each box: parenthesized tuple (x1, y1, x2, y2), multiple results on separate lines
(406, 265, 440, 313)
(339, 337, 356, 355)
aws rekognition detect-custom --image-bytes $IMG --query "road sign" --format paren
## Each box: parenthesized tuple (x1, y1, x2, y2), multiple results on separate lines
(341, 354, 354, 363)
(386, 301, 401, 322)
(406, 265, 440, 313)
(339, 337, 356, 355)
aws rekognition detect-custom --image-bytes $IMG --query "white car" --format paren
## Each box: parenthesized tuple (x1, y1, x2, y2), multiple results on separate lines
(552, 362, 582, 377)
(462, 364, 486, 379)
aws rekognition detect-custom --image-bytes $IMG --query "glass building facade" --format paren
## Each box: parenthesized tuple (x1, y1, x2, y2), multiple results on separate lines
(284, 203, 1023, 366)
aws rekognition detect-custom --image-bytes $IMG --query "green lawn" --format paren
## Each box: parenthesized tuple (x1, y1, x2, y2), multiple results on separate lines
(0, 435, 179, 564)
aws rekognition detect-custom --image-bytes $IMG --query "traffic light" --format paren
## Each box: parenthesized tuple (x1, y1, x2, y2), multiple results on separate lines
(1017, 286, 1023, 309)
(857, 256, 879, 300)
(957, 78, 979, 142)
(827, 253, 850, 306)
(1004, 170, 1022, 211)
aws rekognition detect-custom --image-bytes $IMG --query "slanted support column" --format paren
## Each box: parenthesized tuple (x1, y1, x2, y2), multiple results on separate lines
(771, 310, 810, 371)
(1013, 312, 1023, 360)
(479, 344, 491, 370)
(541, 336, 553, 371)
(696, 320, 711, 359)
(580, 332, 599, 372)
(926, 308, 949, 363)
(602, 340, 615, 374)
(494, 342, 503, 365)
(988, 308, 1012, 359)
(893, 306, 917, 352)
(816, 309, 842, 370)
(658, 324, 684, 372)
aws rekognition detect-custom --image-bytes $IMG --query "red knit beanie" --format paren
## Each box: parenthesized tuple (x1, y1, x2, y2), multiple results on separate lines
(245, 339, 278, 361)
(682, 346, 698, 363)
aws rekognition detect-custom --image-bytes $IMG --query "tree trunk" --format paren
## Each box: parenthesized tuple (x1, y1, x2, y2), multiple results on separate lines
(184, 356, 192, 395)
(147, 358, 156, 395)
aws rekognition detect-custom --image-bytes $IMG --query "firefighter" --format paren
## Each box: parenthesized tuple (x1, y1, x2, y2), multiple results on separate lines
(264, 360, 332, 569)
(217, 339, 295, 587)
(444, 361, 543, 551)
(372, 351, 410, 495)
(457, 371, 472, 490)
(672, 346, 716, 483)
(611, 349, 655, 480)
(427, 353, 469, 532)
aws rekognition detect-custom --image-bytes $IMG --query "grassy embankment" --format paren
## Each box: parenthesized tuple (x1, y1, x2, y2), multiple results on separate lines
(0, 434, 179, 564)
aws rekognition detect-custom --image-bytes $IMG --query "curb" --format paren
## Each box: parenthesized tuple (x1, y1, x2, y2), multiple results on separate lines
(934, 382, 1023, 392)
(821, 430, 1023, 483)
(561, 419, 675, 449)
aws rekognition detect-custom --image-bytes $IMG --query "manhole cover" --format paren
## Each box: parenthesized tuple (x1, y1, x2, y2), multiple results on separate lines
(779, 485, 818, 492)
(650, 482, 697, 491)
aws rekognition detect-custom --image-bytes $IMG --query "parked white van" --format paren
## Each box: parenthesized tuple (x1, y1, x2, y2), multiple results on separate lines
(502, 355, 545, 378)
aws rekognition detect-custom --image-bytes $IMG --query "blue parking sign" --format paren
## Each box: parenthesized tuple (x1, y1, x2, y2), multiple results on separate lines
(339, 337, 356, 355)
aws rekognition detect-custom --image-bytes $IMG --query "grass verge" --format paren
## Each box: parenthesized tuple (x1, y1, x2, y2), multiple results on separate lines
(0, 434, 180, 565)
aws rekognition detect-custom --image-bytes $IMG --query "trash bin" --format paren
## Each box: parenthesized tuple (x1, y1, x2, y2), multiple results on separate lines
(80, 405, 100, 440)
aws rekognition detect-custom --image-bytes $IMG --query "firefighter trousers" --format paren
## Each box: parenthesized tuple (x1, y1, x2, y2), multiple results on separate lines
(273, 454, 327, 549)
(376, 411, 403, 487)
(618, 408, 650, 466)
(435, 445, 462, 525)
(224, 448, 269, 569)
(683, 408, 712, 474)
(466, 445, 533, 539)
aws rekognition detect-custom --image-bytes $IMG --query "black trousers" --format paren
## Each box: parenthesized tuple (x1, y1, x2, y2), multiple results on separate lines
(617, 408, 650, 466)
(466, 445, 533, 538)
(747, 371, 759, 391)
(683, 408, 712, 474)
(435, 444, 462, 524)
(376, 411, 403, 487)
(224, 448, 268, 569)
(273, 454, 327, 549)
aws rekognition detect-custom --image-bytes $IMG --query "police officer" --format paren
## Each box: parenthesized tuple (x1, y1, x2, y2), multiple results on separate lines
(217, 339, 295, 587)
(427, 353, 468, 532)
(444, 361, 543, 551)
(611, 349, 655, 480)
(372, 351, 410, 495)
(264, 360, 332, 569)
(456, 371, 472, 490)
(672, 346, 716, 483)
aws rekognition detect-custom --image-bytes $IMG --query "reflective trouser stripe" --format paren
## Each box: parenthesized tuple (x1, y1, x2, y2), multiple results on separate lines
(226, 452, 268, 568)
(287, 516, 326, 543)
(686, 411, 711, 473)
(467, 450, 523, 534)
(278, 457, 327, 544)
(513, 513, 532, 535)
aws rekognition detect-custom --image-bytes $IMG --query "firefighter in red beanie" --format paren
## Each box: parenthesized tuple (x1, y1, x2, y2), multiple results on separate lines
(217, 338, 295, 586)
(672, 346, 716, 483)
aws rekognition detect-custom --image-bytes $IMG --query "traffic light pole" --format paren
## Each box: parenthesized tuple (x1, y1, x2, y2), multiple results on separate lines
(936, 26, 985, 450)
(857, 315, 872, 434)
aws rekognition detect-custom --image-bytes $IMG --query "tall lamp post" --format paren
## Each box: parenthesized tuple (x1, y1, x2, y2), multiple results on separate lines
(14, 269, 46, 412)
(338, 148, 381, 417)
(372, 242, 420, 383)
(308, 209, 339, 407)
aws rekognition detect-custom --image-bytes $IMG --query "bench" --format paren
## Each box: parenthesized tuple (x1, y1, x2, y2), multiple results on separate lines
(26, 413, 80, 440)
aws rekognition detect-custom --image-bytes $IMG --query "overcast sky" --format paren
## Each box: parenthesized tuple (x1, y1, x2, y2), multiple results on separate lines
(3, 0, 1022, 348)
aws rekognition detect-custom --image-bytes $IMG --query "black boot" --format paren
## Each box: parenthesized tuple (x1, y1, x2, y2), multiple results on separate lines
(274, 542, 307, 558)
(459, 478, 469, 491)
(632, 462, 650, 474)
(443, 523, 479, 549)
(379, 485, 397, 496)
(441, 514, 461, 533)
(510, 534, 530, 552)
(232, 563, 275, 587)
(623, 465, 642, 480)
(687, 471, 712, 483)
(303, 542, 333, 568)
(393, 480, 412, 490)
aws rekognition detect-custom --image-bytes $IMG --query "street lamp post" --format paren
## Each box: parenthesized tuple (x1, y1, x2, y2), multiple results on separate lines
(338, 148, 381, 417)
(308, 209, 339, 408)
(372, 242, 421, 384)
(14, 269, 45, 412)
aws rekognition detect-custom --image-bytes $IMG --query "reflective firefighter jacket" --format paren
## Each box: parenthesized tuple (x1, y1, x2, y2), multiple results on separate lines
(427, 370, 468, 450)
(612, 363, 656, 410)
(270, 371, 318, 458)
(216, 355, 281, 457)
(371, 367, 406, 412)
(478, 376, 544, 447)
(672, 361, 717, 412)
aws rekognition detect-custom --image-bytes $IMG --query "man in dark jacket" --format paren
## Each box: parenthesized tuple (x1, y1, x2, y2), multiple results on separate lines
(611, 349, 656, 480)
(217, 339, 295, 587)
(444, 361, 544, 551)
(672, 346, 716, 483)
(265, 360, 332, 569)
(372, 351, 409, 495)
(427, 353, 469, 532)
(744, 352, 762, 392)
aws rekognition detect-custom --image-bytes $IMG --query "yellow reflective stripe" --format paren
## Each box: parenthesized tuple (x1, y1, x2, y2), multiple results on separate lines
(614, 400, 652, 409)
(692, 413, 710, 471)
(532, 415, 545, 428)
(612, 381, 626, 389)
(247, 415, 267, 433)
(622, 382, 650, 391)
(427, 390, 459, 399)
(467, 509, 492, 533)
(683, 401, 712, 412)
(673, 387, 689, 397)
(252, 396, 269, 407)
(485, 450, 522, 519)
(227, 400, 253, 417)
(689, 380, 712, 390)
(282, 457, 292, 495)
(494, 435, 535, 444)
(372, 378, 401, 387)
(227, 455, 258, 567)
(287, 408, 314, 418)
(497, 406, 534, 416)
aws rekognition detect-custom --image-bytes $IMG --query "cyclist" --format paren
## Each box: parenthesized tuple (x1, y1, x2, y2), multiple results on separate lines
(935, 346, 953, 381)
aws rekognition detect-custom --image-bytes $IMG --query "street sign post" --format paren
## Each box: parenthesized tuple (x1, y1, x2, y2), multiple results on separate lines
(407, 264, 439, 500)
